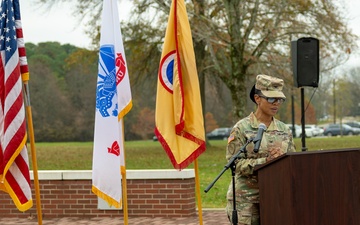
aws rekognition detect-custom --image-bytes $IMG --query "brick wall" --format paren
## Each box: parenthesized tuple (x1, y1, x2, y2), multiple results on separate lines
(0, 170, 196, 219)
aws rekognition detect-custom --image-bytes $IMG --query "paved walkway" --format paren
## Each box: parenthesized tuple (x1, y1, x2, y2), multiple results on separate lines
(0, 209, 230, 225)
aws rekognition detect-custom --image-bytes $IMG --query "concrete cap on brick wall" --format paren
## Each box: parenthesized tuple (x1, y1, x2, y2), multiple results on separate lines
(30, 169, 195, 180)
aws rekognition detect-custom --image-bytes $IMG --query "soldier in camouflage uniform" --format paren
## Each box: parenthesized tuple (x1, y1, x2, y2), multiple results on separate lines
(225, 75, 296, 225)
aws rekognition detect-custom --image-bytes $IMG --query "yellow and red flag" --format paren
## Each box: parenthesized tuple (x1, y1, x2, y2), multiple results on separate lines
(92, 0, 132, 208)
(155, 0, 205, 170)
(0, 0, 33, 211)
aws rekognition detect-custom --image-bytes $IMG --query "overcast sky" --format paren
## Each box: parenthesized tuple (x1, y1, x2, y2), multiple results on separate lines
(19, 0, 360, 69)
(19, 0, 131, 48)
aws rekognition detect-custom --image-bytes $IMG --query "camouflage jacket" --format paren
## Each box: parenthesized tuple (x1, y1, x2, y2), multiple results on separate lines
(226, 112, 296, 203)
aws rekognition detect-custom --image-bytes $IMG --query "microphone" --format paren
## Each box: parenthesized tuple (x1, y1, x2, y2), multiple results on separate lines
(253, 123, 267, 153)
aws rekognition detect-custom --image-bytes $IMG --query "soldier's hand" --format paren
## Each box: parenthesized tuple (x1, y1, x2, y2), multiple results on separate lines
(266, 147, 283, 162)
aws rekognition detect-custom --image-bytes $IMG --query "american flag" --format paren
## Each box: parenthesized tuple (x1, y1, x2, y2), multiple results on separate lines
(0, 0, 33, 211)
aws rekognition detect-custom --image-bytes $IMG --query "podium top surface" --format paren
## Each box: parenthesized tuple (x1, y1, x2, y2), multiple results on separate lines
(254, 148, 360, 172)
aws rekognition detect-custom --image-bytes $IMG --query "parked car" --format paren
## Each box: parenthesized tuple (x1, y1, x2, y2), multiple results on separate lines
(206, 127, 232, 140)
(344, 121, 360, 134)
(323, 124, 359, 136)
(287, 124, 301, 137)
(305, 124, 323, 137)
(286, 124, 313, 137)
(344, 121, 360, 129)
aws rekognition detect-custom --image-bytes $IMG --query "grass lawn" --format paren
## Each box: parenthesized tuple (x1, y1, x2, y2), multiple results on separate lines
(29, 136, 360, 208)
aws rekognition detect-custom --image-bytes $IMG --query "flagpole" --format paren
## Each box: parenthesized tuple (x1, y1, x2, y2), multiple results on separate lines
(121, 120, 129, 225)
(23, 82, 43, 225)
(121, 169, 129, 224)
(194, 159, 203, 225)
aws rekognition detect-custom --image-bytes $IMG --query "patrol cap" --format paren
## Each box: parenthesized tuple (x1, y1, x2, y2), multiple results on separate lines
(250, 74, 286, 103)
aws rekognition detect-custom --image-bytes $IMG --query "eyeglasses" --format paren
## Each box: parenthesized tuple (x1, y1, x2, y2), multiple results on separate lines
(258, 95, 285, 104)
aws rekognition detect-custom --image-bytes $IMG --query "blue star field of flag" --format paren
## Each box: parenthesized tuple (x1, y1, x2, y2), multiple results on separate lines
(0, 0, 20, 61)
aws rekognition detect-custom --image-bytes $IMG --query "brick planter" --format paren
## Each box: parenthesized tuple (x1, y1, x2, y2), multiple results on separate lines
(0, 169, 196, 219)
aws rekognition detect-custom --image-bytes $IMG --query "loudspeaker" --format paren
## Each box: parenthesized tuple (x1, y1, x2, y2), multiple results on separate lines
(291, 37, 319, 87)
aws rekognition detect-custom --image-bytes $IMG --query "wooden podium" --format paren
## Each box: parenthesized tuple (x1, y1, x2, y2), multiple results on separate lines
(255, 148, 360, 225)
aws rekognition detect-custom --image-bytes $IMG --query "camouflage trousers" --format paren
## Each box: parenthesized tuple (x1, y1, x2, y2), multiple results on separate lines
(226, 201, 260, 225)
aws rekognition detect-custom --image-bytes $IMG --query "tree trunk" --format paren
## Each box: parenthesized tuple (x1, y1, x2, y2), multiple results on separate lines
(229, 75, 247, 123)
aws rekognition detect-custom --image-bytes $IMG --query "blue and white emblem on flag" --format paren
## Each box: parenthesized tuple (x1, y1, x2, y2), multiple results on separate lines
(96, 45, 118, 118)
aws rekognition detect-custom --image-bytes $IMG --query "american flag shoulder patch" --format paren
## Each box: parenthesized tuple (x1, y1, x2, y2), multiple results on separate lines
(227, 135, 235, 143)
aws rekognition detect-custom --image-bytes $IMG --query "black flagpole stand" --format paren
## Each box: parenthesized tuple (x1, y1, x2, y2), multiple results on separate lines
(204, 139, 253, 225)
